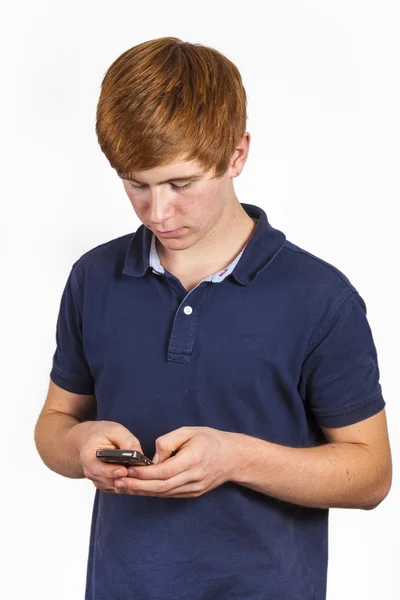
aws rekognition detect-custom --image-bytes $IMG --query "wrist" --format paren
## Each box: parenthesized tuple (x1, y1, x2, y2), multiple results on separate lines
(66, 420, 94, 459)
(222, 431, 248, 483)
(224, 432, 267, 485)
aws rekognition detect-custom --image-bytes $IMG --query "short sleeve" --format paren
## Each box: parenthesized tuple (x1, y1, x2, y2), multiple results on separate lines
(50, 265, 95, 394)
(299, 290, 385, 428)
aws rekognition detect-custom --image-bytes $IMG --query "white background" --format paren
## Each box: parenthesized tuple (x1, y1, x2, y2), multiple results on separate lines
(2, 0, 399, 598)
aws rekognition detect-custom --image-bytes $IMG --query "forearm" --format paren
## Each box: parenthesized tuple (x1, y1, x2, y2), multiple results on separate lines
(228, 433, 386, 510)
(34, 412, 93, 479)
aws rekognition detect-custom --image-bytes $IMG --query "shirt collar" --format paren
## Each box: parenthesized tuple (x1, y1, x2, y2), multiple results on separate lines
(148, 221, 252, 283)
(122, 203, 286, 286)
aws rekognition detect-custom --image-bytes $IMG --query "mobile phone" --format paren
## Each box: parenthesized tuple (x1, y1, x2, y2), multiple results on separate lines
(96, 449, 153, 466)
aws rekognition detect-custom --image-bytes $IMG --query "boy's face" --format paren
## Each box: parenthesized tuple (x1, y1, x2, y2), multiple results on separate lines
(120, 133, 250, 252)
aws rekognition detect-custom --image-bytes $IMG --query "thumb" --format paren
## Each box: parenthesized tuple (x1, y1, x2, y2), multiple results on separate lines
(153, 427, 193, 464)
(107, 422, 143, 453)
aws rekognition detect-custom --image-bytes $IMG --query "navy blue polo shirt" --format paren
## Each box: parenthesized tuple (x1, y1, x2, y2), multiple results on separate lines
(50, 202, 385, 600)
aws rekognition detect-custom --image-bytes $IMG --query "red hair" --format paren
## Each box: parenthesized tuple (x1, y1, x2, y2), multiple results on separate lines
(95, 37, 248, 180)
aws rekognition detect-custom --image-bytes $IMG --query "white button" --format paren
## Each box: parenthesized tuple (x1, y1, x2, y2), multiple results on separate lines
(184, 306, 193, 315)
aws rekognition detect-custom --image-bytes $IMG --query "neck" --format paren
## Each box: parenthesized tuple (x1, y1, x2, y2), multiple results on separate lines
(156, 202, 257, 275)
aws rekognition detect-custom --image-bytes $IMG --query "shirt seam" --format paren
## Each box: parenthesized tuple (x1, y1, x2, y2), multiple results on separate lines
(283, 242, 357, 291)
(70, 267, 83, 315)
(305, 288, 356, 357)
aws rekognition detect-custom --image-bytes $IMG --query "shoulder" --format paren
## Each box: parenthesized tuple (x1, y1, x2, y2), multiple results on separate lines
(73, 231, 134, 267)
(273, 239, 367, 346)
(69, 231, 136, 290)
(278, 239, 357, 300)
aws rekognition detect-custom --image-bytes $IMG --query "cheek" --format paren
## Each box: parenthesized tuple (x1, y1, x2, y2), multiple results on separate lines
(125, 191, 144, 216)
(183, 189, 219, 222)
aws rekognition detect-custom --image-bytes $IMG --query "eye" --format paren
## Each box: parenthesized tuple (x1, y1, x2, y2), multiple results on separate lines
(129, 183, 146, 192)
(129, 182, 192, 192)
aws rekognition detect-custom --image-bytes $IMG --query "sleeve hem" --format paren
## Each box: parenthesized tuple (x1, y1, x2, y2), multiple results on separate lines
(316, 394, 386, 428)
(50, 367, 95, 395)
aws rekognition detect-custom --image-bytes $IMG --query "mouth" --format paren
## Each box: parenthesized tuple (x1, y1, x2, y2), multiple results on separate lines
(154, 227, 185, 238)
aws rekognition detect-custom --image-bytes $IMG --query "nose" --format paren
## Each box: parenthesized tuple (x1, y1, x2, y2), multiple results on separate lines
(148, 188, 174, 226)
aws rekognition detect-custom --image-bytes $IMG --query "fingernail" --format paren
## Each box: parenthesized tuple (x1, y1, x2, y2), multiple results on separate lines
(114, 469, 125, 477)
(153, 453, 160, 464)
(115, 480, 126, 488)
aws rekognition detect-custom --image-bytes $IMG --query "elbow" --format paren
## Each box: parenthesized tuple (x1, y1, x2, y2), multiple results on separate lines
(363, 474, 392, 511)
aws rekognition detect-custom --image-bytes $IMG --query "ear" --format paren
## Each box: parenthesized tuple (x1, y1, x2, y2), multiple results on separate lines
(230, 131, 251, 178)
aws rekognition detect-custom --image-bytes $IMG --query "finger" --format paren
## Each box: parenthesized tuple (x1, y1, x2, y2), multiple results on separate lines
(88, 475, 117, 493)
(93, 481, 116, 494)
(96, 476, 117, 487)
(116, 468, 196, 495)
(86, 462, 129, 480)
(153, 427, 194, 463)
(100, 423, 144, 455)
(149, 479, 212, 498)
(127, 447, 197, 481)
(159, 482, 206, 497)
(85, 472, 118, 488)
(105, 465, 129, 478)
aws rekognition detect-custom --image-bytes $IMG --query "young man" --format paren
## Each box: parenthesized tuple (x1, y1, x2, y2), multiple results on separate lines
(34, 37, 392, 600)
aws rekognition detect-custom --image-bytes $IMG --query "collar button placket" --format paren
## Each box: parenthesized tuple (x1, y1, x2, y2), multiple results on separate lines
(167, 285, 208, 363)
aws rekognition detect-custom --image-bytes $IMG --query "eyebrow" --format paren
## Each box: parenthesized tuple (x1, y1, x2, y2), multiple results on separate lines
(122, 171, 203, 185)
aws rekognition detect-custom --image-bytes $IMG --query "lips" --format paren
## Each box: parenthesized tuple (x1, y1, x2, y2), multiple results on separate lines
(154, 227, 186, 238)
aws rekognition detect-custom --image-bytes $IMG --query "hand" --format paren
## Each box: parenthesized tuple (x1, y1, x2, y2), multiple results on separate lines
(70, 420, 144, 494)
(113, 426, 235, 498)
